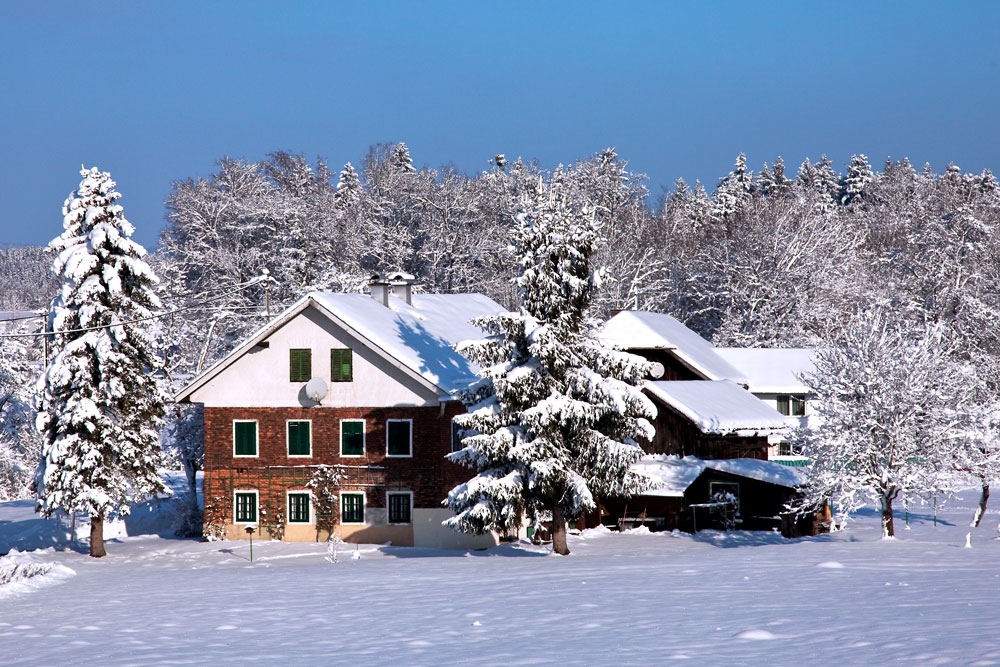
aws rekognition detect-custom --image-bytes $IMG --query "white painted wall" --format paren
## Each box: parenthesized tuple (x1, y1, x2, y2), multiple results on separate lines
(753, 392, 817, 458)
(189, 306, 442, 408)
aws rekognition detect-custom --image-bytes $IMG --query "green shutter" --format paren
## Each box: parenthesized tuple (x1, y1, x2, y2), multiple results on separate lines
(387, 420, 411, 457)
(288, 421, 310, 456)
(290, 349, 312, 382)
(331, 349, 353, 382)
(341, 421, 364, 456)
(234, 421, 257, 456)
(451, 420, 463, 453)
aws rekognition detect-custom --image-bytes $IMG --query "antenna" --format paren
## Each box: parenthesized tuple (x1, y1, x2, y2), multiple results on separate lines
(305, 377, 328, 402)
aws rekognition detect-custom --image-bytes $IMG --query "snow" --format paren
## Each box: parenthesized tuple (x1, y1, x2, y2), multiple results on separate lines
(600, 311, 749, 383)
(702, 457, 806, 488)
(715, 347, 817, 393)
(296, 292, 503, 394)
(633, 455, 806, 497)
(645, 380, 789, 436)
(631, 455, 705, 496)
(4, 483, 1000, 664)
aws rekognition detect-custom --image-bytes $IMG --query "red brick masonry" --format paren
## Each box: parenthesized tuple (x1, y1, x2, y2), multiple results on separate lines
(203, 403, 469, 519)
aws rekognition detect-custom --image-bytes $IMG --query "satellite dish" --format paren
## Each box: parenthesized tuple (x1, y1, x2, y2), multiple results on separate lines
(305, 377, 328, 402)
(648, 362, 665, 379)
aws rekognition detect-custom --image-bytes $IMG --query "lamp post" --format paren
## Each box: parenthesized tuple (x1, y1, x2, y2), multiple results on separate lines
(245, 525, 256, 562)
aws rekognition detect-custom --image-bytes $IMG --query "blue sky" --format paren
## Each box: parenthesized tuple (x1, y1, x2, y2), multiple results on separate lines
(2, 2, 998, 249)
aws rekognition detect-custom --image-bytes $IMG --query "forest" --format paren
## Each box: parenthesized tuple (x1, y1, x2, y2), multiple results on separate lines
(2, 143, 999, 507)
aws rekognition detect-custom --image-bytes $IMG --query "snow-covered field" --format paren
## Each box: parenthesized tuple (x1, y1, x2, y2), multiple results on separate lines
(3, 487, 1000, 666)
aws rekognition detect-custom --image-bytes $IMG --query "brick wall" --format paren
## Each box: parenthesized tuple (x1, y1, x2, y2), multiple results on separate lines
(203, 403, 470, 516)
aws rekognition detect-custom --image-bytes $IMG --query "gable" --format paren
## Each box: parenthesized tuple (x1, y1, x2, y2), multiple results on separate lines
(186, 305, 443, 408)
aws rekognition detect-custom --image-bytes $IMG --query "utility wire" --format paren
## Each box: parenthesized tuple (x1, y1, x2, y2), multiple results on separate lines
(0, 275, 274, 340)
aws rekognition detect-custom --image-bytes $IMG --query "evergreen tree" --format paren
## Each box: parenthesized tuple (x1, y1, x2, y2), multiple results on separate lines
(36, 167, 168, 558)
(711, 153, 754, 227)
(390, 141, 416, 174)
(334, 162, 363, 209)
(445, 179, 655, 555)
(840, 154, 873, 206)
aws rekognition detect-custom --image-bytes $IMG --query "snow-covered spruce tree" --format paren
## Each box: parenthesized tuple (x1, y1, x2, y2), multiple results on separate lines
(36, 167, 168, 558)
(789, 310, 979, 538)
(445, 179, 656, 555)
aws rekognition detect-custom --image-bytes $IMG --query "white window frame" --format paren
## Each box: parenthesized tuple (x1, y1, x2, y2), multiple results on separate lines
(340, 419, 366, 458)
(340, 491, 366, 525)
(387, 490, 414, 525)
(232, 420, 259, 459)
(286, 419, 313, 458)
(233, 489, 259, 524)
(385, 418, 413, 458)
(286, 489, 314, 525)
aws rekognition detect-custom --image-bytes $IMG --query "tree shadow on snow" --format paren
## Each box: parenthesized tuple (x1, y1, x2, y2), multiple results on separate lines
(376, 542, 549, 559)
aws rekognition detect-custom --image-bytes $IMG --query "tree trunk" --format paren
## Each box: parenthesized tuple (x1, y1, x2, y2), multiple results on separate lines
(880, 493, 895, 538)
(551, 503, 570, 556)
(972, 481, 989, 528)
(90, 514, 106, 558)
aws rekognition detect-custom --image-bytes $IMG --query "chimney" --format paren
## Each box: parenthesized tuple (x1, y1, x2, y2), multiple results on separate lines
(368, 271, 416, 307)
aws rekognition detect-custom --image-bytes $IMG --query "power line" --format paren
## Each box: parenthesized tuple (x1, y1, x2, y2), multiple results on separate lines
(0, 275, 273, 340)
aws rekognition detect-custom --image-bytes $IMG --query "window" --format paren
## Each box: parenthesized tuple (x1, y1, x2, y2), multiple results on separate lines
(287, 492, 311, 523)
(341, 420, 365, 456)
(331, 348, 353, 382)
(234, 491, 258, 523)
(776, 395, 806, 417)
(341, 493, 365, 523)
(388, 492, 412, 524)
(779, 441, 804, 457)
(386, 419, 412, 457)
(287, 420, 311, 457)
(451, 419, 464, 453)
(233, 421, 258, 457)
(289, 349, 312, 382)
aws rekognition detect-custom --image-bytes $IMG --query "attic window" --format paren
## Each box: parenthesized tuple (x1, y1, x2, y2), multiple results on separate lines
(776, 395, 805, 417)
(290, 349, 312, 382)
(331, 349, 353, 382)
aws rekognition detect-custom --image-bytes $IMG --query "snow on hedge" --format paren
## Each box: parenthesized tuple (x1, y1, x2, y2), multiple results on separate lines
(0, 550, 75, 599)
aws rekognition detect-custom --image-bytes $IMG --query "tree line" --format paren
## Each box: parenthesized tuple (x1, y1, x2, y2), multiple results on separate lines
(2, 144, 999, 536)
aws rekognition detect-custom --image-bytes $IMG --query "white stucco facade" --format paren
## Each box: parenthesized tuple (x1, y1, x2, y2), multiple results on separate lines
(188, 306, 442, 408)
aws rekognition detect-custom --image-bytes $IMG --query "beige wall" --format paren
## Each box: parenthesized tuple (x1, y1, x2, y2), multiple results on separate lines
(190, 307, 441, 408)
(218, 507, 501, 550)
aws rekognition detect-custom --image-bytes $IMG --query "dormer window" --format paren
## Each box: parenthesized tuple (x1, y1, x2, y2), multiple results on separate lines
(290, 349, 312, 382)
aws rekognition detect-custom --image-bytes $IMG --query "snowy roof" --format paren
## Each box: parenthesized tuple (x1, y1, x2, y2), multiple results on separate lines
(634, 454, 806, 497)
(600, 311, 748, 384)
(309, 292, 504, 392)
(644, 380, 789, 436)
(714, 348, 816, 394)
(176, 291, 505, 401)
(632, 455, 706, 497)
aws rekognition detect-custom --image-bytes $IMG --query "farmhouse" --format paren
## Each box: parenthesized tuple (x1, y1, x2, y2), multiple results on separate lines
(598, 311, 826, 536)
(176, 284, 825, 547)
(175, 273, 506, 549)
